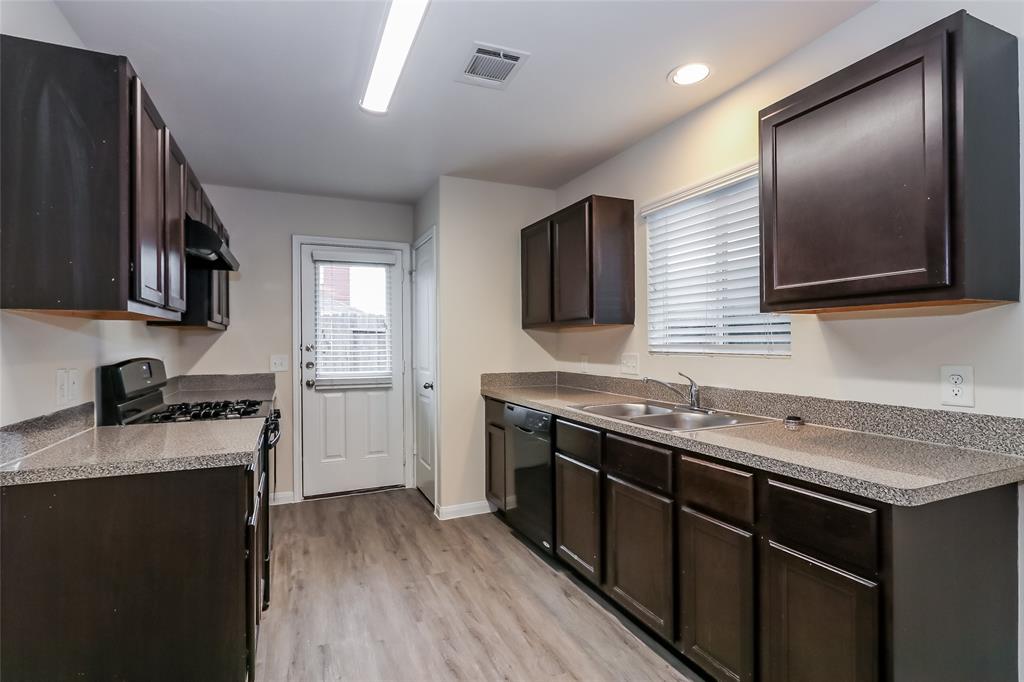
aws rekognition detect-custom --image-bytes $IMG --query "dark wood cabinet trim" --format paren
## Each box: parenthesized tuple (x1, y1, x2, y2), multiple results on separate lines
(604, 474, 674, 640)
(554, 453, 602, 583)
(163, 132, 187, 312)
(762, 539, 879, 682)
(679, 506, 755, 682)
(130, 76, 167, 308)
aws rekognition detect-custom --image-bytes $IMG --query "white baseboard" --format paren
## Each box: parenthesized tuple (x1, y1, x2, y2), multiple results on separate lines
(270, 491, 297, 506)
(435, 500, 495, 521)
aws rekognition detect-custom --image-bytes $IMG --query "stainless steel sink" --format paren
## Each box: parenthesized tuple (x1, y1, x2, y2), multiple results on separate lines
(631, 409, 768, 431)
(578, 402, 674, 418)
(573, 401, 770, 432)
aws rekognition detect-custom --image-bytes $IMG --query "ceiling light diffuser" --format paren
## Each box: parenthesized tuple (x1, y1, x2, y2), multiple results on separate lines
(670, 63, 711, 86)
(360, 0, 430, 113)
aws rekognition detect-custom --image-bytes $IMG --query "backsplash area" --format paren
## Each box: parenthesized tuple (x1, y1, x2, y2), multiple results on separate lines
(482, 371, 1024, 456)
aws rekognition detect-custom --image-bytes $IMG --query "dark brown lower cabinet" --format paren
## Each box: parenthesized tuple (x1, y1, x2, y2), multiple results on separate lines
(555, 453, 601, 583)
(762, 539, 879, 682)
(604, 474, 674, 640)
(678, 507, 754, 682)
(485, 423, 506, 510)
(0, 467, 250, 681)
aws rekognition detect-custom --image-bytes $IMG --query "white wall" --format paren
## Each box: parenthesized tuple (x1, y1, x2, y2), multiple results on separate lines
(0, 0, 188, 426)
(553, 0, 1024, 419)
(181, 184, 413, 495)
(434, 177, 558, 508)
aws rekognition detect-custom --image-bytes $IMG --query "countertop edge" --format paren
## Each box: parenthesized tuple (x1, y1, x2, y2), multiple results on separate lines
(0, 449, 256, 487)
(481, 386, 1024, 507)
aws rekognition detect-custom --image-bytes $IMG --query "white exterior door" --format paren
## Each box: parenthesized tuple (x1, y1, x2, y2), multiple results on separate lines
(300, 244, 405, 497)
(412, 233, 437, 504)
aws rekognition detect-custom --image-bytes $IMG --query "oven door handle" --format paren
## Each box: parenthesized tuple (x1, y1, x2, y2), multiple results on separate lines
(267, 419, 282, 448)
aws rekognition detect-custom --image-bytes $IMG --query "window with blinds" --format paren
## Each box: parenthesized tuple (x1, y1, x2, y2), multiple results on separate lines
(645, 168, 790, 355)
(313, 261, 393, 385)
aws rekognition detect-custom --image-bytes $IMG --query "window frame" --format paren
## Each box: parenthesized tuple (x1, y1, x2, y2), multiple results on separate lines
(642, 164, 791, 358)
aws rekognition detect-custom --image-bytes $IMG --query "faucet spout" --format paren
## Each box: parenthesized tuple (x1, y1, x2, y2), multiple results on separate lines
(676, 372, 701, 410)
(642, 375, 702, 410)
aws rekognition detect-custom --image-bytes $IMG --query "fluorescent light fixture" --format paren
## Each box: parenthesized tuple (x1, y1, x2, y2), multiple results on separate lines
(360, 0, 430, 113)
(670, 63, 711, 86)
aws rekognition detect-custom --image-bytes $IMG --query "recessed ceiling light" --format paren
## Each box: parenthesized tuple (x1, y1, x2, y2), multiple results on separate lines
(360, 0, 430, 114)
(670, 63, 710, 86)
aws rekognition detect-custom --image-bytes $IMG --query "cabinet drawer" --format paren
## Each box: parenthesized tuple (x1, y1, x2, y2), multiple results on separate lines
(485, 398, 505, 426)
(555, 420, 601, 467)
(678, 455, 755, 527)
(766, 479, 878, 575)
(605, 434, 673, 494)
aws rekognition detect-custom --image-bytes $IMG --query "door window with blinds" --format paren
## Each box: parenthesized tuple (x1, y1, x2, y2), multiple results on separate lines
(644, 168, 790, 355)
(312, 251, 396, 386)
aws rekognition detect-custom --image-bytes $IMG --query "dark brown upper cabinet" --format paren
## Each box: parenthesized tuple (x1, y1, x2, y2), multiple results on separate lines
(521, 220, 552, 326)
(759, 11, 1019, 313)
(163, 133, 188, 313)
(521, 195, 634, 328)
(132, 78, 167, 309)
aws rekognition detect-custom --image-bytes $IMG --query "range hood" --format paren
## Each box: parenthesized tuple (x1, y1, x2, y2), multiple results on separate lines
(185, 216, 239, 271)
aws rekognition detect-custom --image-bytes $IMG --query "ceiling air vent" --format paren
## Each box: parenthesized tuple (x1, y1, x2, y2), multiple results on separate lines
(458, 43, 529, 90)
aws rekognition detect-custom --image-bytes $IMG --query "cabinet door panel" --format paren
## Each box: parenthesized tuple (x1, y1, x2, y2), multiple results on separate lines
(761, 34, 950, 306)
(485, 424, 506, 510)
(186, 167, 202, 220)
(763, 540, 879, 682)
(217, 221, 230, 327)
(163, 133, 187, 312)
(552, 201, 592, 322)
(604, 475, 673, 639)
(131, 77, 166, 307)
(555, 454, 601, 583)
(521, 220, 552, 326)
(679, 507, 754, 682)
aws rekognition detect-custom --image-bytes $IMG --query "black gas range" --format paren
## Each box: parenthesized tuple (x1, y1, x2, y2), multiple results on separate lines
(98, 358, 275, 426)
(98, 357, 280, 621)
(147, 398, 267, 423)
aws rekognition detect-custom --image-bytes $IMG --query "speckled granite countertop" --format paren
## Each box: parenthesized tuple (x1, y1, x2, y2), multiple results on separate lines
(0, 373, 275, 487)
(0, 420, 264, 486)
(481, 385, 1024, 506)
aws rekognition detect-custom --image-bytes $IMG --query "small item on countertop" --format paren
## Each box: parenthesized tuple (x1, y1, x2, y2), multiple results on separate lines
(784, 415, 804, 430)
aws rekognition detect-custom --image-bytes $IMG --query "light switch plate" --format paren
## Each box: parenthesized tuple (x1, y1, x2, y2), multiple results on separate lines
(620, 353, 639, 375)
(56, 369, 68, 406)
(941, 365, 974, 407)
(270, 354, 290, 372)
(68, 369, 81, 404)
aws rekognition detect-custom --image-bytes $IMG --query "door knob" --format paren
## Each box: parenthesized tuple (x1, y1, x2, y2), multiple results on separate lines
(305, 379, 315, 388)
(423, 382, 434, 390)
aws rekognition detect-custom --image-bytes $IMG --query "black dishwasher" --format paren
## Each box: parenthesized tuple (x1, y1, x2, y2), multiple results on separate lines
(503, 404, 554, 555)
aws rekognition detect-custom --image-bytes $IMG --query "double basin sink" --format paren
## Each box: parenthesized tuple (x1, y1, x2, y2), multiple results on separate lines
(574, 400, 769, 432)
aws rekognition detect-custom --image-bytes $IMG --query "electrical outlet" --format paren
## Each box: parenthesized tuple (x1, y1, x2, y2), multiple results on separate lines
(68, 369, 81, 405)
(620, 353, 639, 376)
(941, 365, 975, 407)
(270, 355, 289, 372)
(580, 355, 590, 374)
(56, 368, 68, 406)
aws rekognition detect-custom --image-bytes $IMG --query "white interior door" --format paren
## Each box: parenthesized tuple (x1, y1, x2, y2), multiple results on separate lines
(300, 244, 405, 497)
(412, 233, 437, 504)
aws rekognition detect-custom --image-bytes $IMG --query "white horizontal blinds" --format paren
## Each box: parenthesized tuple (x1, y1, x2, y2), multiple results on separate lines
(646, 171, 790, 355)
(313, 259, 393, 386)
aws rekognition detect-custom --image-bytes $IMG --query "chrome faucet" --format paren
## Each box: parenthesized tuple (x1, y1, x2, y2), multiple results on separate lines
(642, 373, 702, 410)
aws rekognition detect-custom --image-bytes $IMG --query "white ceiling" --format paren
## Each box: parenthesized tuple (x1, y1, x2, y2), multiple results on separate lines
(57, 0, 870, 203)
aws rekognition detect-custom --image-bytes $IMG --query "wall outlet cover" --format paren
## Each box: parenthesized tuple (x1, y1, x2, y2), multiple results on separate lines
(270, 354, 290, 372)
(620, 353, 639, 376)
(940, 365, 974, 408)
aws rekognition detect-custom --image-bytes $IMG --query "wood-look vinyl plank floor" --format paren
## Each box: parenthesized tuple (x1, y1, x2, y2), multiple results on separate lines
(256, 489, 695, 682)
